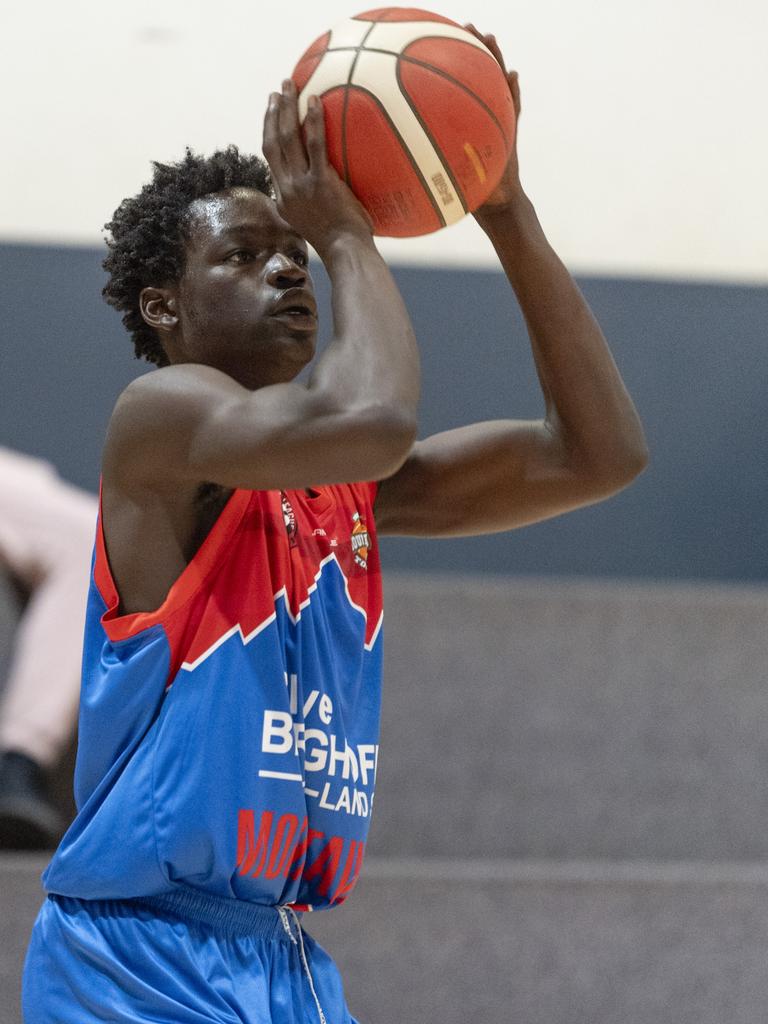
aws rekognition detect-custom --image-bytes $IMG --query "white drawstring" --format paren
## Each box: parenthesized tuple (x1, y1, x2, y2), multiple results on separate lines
(278, 905, 328, 1024)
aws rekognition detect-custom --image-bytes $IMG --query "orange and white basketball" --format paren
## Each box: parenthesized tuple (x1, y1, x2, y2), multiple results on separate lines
(291, 7, 517, 237)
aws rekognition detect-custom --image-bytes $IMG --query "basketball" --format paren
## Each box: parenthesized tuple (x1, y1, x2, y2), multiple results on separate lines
(291, 7, 517, 237)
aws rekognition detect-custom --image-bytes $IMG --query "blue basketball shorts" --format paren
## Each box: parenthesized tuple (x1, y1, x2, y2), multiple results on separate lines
(22, 890, 358, 1023)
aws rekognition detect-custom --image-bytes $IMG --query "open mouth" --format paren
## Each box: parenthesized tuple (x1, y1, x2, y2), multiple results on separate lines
(271, 305, 318, 331)
(277, 305, 314, 317)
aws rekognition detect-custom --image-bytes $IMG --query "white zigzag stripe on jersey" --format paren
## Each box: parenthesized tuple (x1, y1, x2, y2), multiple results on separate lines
(296, 18, 496, 226)
(179, 553, 384, 673)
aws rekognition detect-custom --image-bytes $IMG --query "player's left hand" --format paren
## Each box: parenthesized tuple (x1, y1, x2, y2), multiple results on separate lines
(463, 24, 524, 213)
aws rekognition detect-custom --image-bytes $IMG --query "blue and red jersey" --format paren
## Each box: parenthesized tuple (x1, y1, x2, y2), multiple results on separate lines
(43, 482, 382, 913)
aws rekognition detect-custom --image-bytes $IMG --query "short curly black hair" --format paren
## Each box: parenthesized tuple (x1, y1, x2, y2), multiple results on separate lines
(102, 145, 273, 367)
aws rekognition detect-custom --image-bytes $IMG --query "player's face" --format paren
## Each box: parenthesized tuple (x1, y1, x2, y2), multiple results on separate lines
(175, 188, 318, 389)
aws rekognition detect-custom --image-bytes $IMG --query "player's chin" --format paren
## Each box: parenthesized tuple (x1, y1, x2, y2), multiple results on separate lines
(287, 324, 318, 356)
(279, 325, 316, 359)
(268, 317, 318, 356)
(269, 325, 317, 368)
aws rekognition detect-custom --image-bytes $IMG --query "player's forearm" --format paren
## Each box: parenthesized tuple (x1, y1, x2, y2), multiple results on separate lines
(308, 232, 420, 433)
(476, 193, 648, 482)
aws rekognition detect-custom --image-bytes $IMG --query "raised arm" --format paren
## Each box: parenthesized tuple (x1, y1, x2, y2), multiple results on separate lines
(106, 81, 420, 493)
(375, 32, 648, 537)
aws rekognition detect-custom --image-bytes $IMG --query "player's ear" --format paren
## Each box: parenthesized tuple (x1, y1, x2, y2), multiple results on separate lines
(140, 287, 179, 333)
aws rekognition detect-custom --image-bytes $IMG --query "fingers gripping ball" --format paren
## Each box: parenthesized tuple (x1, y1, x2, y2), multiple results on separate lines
(292, 7, 517, 237)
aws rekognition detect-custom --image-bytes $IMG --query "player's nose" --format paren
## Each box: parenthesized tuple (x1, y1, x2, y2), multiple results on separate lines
(265, 253, 308, 290)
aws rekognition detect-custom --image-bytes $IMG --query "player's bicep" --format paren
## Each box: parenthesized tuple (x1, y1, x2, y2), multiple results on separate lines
(106, 364, 409, 493)
(374, 419, 613, 537)
(106, 365, 294, 490)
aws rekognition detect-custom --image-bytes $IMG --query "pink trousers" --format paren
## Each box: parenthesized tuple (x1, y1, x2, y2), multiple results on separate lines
(0, 447, 97, 766)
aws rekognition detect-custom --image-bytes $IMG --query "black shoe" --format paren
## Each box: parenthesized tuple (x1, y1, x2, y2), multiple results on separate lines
(0, 750, 65, 850)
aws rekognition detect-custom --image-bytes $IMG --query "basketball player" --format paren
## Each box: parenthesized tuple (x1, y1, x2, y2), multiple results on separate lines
(22, 30, 647, 1023)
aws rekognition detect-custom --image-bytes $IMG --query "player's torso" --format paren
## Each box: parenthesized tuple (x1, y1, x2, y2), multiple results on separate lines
(43, 478, 383, 912)
(100, 469, 236, 616)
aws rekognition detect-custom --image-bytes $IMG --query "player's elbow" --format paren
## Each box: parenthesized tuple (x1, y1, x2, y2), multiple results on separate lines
(616, 432, 650, 484)
(357, 406, 418, 479)
(625, 440, 650, 480)
(586, 440, 650, 497)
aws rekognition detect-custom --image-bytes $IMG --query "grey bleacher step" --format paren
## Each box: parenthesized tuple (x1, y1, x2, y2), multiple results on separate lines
(372, 574, 768, 861)
(5, 572, 768, 863)
(0, 856, 47, 1024)
(5, 854, 768, 1024)
(309, 857, 768, 1024)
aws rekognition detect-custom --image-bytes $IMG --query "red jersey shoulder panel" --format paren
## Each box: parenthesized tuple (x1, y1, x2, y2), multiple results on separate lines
(93, 481, 382, 678)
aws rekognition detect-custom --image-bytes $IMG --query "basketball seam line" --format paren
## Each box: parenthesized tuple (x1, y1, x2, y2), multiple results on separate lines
(324, 43, 512, 153)
(341, 83, 446, 230)
(394, 59, 468, 215)
(342, 22, 378, 187)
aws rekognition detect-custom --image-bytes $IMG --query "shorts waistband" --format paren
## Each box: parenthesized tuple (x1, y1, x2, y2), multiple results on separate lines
(50, 889, 298, 940)
(135, 889, 299, 938)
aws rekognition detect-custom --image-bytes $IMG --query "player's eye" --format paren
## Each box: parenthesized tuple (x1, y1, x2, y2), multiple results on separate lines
(291, 250, 309, 267)
(226, 250, 254, 264)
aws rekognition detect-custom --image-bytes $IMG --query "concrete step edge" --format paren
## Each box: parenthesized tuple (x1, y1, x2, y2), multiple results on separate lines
(6, 853, 768, 887)
(361, 856, 768, 885)
(383, 571, 768, 608)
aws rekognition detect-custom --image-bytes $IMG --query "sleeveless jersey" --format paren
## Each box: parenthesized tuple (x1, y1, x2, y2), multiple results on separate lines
(43, 482, 382, 913)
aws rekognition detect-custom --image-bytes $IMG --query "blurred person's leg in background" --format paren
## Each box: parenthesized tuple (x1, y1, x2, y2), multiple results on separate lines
(0, 447, 97, 849)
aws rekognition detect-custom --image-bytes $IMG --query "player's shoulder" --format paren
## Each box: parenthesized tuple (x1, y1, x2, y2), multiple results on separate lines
(117, 362, 237, 408)
(104, 364, 239, 491)
(110, 364, 243, 438)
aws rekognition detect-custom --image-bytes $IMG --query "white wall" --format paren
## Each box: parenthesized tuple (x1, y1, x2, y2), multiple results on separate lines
(2, 0, 765, 282)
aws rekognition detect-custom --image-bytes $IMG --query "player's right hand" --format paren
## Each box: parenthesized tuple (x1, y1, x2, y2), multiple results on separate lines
(262, 80, 374, 254)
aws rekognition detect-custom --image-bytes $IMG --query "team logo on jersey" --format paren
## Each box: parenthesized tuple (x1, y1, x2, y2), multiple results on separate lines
(281, 492, 298, 548)
(350, 511, 371, 569)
